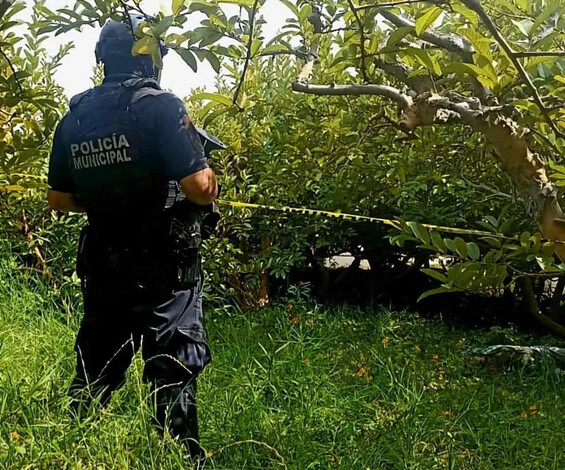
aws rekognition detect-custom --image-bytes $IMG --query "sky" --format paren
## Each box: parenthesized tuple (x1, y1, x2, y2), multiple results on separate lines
(21, 0, 293, 99)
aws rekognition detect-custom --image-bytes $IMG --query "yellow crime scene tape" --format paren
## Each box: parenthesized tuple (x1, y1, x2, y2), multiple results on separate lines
(216, 199, 526, 242)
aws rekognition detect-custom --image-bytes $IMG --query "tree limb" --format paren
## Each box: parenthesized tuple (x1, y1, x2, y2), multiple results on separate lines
(291, 82, 413, 108)
(378, 9, 473, 61)
(514, 51, 565, 58)
(461, 0, 565, 139)
(346, 0, 370, 82)
(294, 6, 323, 85)
(233, 0, 260, 108)
(355, 0, 433, 11)
(517, 276, 565, 337)
(0, 46, 23, 95)
(374, 58, 433, 93)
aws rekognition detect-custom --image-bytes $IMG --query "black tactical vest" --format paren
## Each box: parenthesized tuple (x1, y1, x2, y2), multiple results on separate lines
(64, 78, 168, 232)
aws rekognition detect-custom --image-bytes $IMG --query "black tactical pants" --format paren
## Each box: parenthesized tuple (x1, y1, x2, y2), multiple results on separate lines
(69, 246, 210, 459)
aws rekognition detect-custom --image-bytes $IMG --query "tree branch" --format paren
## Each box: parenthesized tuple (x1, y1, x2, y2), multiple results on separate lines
(355, 0, 432, 11)
(378, 9, 473, 61)
(347, 0, 370, 82)
(461, 0, 565, 139)
(0, 46, 23, 95)
(400, 92, 508, 130)
(514, 51, 565, 58)
(373, 58, 433, 93)
(295, 6, 323, 84)
(291, 81, 413, 108)
(378, 9, 494, 101)
(517, 276, 565, 337)
(233, 0, 260, 108)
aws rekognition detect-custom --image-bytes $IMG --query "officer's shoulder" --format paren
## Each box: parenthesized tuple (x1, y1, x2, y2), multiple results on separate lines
(133, 89, 185, 115)
(68, 88, 93, 110)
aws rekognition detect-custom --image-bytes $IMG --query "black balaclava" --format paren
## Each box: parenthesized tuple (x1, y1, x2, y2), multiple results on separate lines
(95, 14, 167, 81)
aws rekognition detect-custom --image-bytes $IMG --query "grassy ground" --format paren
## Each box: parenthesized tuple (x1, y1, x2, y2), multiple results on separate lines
(2, 263, 565, 469)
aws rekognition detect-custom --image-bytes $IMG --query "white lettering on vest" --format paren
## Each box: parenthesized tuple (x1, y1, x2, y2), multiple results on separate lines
(71, 134, 134, 170)
(118, 134, 130, 148)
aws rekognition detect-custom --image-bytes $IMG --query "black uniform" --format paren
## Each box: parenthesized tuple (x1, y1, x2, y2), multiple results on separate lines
(48, 74, 211, 456)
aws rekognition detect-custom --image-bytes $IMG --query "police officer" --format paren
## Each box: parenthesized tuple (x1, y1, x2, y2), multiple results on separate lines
(47, 14, 219, 460)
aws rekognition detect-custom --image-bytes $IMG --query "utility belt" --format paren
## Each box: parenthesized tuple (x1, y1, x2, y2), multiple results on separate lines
(76, 202, 217, 291)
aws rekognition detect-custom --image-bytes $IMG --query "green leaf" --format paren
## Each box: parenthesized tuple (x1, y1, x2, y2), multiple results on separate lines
(0, 21, 20, 32)
(474, 55, 498, 83)
(541, 242, 555, 258)
(191, 92, 233, 107)
(132, 36, 156, 56)
(415, 6, 442, 37)
(407, 48, 441, 76)
(443, 61, 490, 79)
(0, 185, 25, 193)
(299, 3, 313, 23)
(150, 44, 163, 69)
(421, 268, 448, 283)
(175, 48, 198, 72)
(154, 16, 175, 35)
(261, 44, 292, 56)
(467, 242, 480, 261)
(454, 237, 468, 259)
(520, 231, 531, 248)
(206, 50, 221, 73)
(386, 26, 413, 47)
(511, 18, 534, 38)
(459, 28, 492, 59)
(430, 230, 447, 253)
(199, 31, 223, 47)
(279, 0, 300, 18)
(3, 1, 26, 21)
(218, 0, 255, 6)
(409, 222, 430, 245)
(451, 3, 479, 27)
(250, 38, 262, 56)
(172, 0, 184, 14)
(418, 286, 460, 302)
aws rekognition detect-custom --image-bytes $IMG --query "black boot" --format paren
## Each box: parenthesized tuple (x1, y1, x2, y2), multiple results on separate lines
(154, 380, 205, 461)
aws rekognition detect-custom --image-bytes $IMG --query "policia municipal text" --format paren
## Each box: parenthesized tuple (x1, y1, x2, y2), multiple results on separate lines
(46, 15, 223, 461)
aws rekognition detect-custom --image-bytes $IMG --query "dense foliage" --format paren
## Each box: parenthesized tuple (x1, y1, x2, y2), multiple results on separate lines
(2, 0, 565, 319)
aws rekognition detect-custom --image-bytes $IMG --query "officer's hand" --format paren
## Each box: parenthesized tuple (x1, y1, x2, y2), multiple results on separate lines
(180, 167, 218, 206)
(47, 190, 86, 213)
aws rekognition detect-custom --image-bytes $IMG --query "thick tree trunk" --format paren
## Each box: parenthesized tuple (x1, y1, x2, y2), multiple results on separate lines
(401, 93, 565, 259)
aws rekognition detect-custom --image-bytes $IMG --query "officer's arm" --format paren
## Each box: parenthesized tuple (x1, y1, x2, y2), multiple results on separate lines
(180, 167, 218, 206)
(47, 119, 85, 212)
(154, 95, 217, 204)
(47, 190, 86, 213)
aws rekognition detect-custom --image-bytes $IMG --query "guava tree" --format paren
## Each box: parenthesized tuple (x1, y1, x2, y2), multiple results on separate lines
(7, 0, 565, 326)
(280, 0, 565, 329)
(0, 2, 73, 273)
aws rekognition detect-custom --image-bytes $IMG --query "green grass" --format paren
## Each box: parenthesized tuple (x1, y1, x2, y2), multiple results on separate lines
(2, 261, 565, 469)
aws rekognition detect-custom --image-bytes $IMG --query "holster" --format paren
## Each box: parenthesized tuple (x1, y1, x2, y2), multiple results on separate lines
(169, 217, 201, 289)
(166, 200, 204, 290)
(201, 201, 221, 239)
